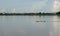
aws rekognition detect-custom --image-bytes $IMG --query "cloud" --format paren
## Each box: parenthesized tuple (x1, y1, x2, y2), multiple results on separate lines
(52, 0, 60, 12)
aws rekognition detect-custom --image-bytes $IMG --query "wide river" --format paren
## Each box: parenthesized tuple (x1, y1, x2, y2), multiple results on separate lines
(0, 15, 60, 36)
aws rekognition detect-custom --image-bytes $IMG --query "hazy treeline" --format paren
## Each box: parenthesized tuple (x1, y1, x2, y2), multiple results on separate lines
(0, 12, 60, 15)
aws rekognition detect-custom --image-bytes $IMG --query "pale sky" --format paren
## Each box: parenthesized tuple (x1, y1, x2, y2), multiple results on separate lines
(0, 0, 60, 13)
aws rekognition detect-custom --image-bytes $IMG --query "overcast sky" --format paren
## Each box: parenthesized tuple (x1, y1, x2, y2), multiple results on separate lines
(0, 0, 60, 13)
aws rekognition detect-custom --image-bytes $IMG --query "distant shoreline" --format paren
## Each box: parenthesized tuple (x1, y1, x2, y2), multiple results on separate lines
(0, 13, 56, 15)
(0, 12, 59, 16)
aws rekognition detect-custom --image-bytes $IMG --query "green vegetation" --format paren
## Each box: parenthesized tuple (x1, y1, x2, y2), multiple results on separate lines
(56, 11, 60, 15)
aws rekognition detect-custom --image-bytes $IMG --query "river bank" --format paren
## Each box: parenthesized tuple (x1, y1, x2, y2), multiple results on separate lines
(0, 12, 60, 16)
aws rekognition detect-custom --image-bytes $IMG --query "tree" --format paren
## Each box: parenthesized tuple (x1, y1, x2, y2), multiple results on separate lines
(56, 11, 60, 15)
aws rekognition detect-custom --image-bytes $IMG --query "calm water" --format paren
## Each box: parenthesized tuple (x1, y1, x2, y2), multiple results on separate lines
(0, 15, 60, 36)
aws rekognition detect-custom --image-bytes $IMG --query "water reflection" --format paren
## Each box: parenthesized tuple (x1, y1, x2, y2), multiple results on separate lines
(51, 16, 60, 36)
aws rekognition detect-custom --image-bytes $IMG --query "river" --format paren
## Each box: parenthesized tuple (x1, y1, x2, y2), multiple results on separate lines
(0, 15, 60, 36)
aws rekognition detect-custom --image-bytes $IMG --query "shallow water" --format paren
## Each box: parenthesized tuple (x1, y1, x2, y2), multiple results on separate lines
(0, 15, 60, 36)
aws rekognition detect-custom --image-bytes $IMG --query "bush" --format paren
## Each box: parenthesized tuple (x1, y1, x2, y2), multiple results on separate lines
(56, 11, 60, 14)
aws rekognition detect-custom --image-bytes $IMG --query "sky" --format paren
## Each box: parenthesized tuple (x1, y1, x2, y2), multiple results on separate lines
(0, 0, 60, 13)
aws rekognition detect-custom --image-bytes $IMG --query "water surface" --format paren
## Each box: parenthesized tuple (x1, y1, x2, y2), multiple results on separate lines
(0, 15, 60, 36)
